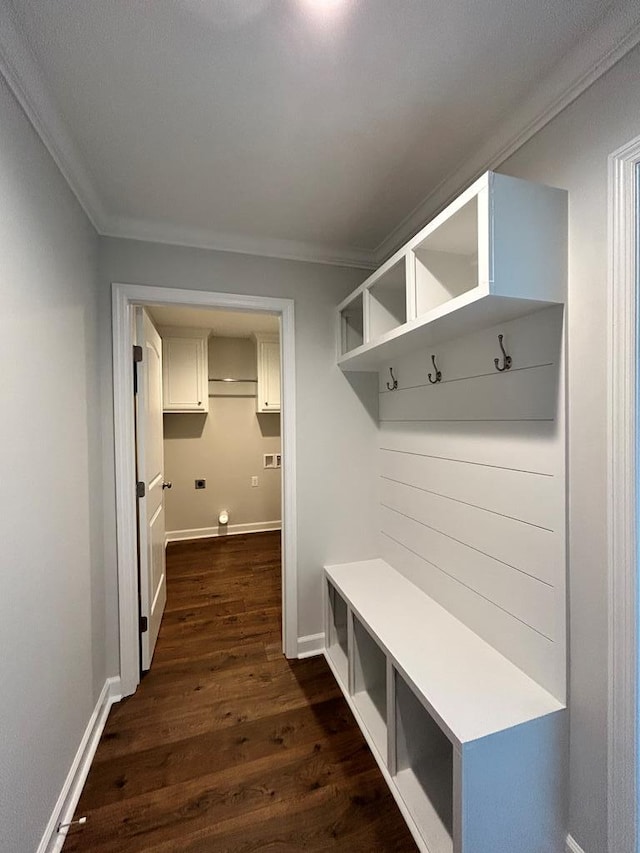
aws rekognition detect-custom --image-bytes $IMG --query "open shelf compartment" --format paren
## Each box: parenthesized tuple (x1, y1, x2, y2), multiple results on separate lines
(339, 292, 364, 356)
(367, 256, 407, 339)
(394, 670, 454, 853)
(412, 192, 481, 318)
(351, 615, 387, 760)
(326, 581, 349, 687)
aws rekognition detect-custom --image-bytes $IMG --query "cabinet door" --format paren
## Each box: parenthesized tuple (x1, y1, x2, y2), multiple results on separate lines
(258, 340, 280, 413)
(163, 337, 208, 413)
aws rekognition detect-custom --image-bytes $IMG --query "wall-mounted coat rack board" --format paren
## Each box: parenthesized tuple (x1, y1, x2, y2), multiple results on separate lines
(329, 171, 568, 852)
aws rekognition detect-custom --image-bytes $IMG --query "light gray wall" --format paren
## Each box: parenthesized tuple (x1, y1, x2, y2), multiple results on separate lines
(98, 238, 379, 659)
(163, 335, 282, 533)
(0, 76, 104, 851)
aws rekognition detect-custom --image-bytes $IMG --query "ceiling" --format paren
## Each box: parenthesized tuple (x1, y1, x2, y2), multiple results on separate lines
(2, 0, 639, 266)
(148, 305, 279, 337)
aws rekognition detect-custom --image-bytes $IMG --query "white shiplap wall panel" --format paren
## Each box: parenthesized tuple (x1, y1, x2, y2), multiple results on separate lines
(380, 477, 559, 585)
(376, 306, 566, 701)
(379, 420, 559, 474)
(379, 505, 559, 640)
(379, 533, 564, 700)
(380, 449, 557, 529)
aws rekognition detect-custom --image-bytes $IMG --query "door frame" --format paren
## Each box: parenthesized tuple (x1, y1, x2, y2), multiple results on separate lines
(113, 282, 297, 698)
(607, 134, 640, 853)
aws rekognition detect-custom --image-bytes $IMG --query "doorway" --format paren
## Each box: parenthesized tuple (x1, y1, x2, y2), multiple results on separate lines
(112, 283, 297, 698)
(138, 303, 283, 670)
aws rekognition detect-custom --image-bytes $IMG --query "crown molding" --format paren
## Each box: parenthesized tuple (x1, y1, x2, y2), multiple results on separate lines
(373, 0, 640, 263)
(0, 1, 108, 231)
(102, 214, 377, 269)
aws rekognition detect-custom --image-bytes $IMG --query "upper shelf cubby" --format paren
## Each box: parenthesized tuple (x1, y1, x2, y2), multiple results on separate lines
(339, 292, 364, 357)
(336, 172, 567, 371)
(368, 256, 407, 340)
(413, 193, 479, 316)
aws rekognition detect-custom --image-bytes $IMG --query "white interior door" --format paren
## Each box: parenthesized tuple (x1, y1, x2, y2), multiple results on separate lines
(136, 307, 167, 670)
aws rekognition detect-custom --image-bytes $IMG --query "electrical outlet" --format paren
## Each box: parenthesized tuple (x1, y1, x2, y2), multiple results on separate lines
(251, 476, 259, 487)
(195, 479, 206, 489)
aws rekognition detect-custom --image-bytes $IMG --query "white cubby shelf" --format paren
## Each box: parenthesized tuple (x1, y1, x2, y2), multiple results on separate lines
(323, 559, 567, 853)
(336, 171, 567, 371)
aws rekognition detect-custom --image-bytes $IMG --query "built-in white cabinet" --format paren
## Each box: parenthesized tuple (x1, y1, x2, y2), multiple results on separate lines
(337, 171, 567, 370)
(324, 560, 567, 853)
(329, 171, 568, 851)
(255, 334, 280, 413)
(160, 327, 209, 413)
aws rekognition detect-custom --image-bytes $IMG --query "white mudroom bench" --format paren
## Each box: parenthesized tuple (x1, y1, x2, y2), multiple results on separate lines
(323, 558, 566, 853)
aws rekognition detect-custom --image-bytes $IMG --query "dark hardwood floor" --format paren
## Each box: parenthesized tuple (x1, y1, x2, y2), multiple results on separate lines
(63, 532, 417, 852)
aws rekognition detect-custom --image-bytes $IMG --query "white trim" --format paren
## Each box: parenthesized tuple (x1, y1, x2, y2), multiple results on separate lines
(166, 521, 282, 542)
(2, 2, 640, 270)
(607, 133, 640, 853)
(37, 677, 121, 853)
(374, 0, 640, 262)
(566, 834, 587, 853)
(297, 632, 325, 659)
(113, 283, 298, 697)
(103, 215, 376, 270)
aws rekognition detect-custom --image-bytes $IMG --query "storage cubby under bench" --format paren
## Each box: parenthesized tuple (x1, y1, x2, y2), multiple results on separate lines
(323, 559, 566, 853)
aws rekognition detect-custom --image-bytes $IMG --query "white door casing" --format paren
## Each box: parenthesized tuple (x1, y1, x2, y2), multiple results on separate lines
(136, 308, 167, 670)
(113, 284, 298, 698)
(607, 134, 640, 853)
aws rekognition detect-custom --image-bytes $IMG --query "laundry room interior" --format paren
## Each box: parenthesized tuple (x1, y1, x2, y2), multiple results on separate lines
(147, 306, 283, 543)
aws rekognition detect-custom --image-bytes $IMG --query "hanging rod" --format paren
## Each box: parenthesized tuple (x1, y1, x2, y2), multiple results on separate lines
(208, 377, 258, 383)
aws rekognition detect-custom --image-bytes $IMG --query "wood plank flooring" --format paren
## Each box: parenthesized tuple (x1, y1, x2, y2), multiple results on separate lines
(63, 532, 417, 852)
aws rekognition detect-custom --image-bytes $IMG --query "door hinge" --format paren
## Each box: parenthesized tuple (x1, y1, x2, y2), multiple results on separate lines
(133, 345, 143, 394)
(136, 481, 145, 498)
(140, 616, 148, 633)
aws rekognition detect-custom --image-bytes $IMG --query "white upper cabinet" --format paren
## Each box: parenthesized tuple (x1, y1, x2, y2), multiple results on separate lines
(337, 172, 567, 370)
(160, 327, 209, 413)
(255, 334, 280, 413)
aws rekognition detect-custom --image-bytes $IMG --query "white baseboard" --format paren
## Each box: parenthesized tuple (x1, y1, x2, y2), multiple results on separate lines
(297, 632, 325, 658)
(37, 676, 121, 853)
(566, 834, 586, 853)
(166, 521, 281, 543)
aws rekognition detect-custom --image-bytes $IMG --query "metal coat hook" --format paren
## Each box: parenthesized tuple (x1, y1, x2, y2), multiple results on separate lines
(386, 367, 398, 391)
(428, 354, 442, 384)
(494, 334, 512, 372)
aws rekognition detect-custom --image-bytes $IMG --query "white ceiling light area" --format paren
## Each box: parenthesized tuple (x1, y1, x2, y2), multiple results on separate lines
(1, 0, 639, 266)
